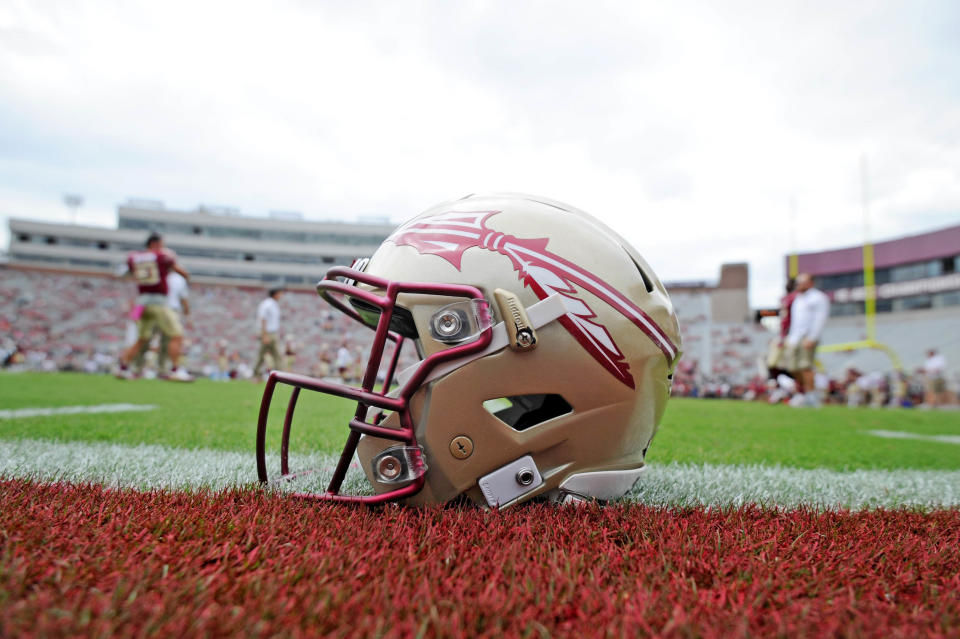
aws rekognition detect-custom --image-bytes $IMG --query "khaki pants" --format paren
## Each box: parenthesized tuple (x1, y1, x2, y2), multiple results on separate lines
(789, 341, 817, 372)
(926, 377, 947, 394)
(137, 304, 183, 339)
(255, 334, 281, 374)
(134, 327, 175, 371)
(766, 340, 791, 371)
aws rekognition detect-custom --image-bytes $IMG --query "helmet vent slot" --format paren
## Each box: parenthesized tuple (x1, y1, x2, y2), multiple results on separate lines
(627, 251, 655, 293)
(482, 394, 572, 432)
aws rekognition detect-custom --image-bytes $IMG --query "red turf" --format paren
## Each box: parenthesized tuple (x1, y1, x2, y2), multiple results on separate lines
(0, 479, 958, 638)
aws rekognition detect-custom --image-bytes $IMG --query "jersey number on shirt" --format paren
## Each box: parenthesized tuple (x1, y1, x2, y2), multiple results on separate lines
(133, 261, 161, 286)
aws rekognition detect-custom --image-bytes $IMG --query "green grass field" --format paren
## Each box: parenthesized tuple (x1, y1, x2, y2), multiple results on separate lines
(2, 372, 958, 469)
(2, 372, 959, 508)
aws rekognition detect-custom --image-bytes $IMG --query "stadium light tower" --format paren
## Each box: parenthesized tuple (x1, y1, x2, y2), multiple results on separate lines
(63, 194, 84, 225)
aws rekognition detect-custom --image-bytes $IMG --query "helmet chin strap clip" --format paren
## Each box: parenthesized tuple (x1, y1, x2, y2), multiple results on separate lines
(555, 467, 647, 502)
(494, 288, 537, 352)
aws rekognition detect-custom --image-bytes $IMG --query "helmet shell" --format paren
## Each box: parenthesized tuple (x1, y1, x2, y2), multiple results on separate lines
(356, 193, 681, 506)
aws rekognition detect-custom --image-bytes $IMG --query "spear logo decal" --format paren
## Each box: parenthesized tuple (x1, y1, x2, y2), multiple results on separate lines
(388, 210, 677, 388)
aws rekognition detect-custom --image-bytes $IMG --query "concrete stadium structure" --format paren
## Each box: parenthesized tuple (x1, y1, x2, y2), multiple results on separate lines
(666, 263, 769, 385)
(6, 200, 394, 288)
(791, 222, 960, 377)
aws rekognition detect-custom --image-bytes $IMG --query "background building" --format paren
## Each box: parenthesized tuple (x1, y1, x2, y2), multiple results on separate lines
(7, 200, 394, 287)
(790, 222, 960, 376)
(667, 263, 768, 389)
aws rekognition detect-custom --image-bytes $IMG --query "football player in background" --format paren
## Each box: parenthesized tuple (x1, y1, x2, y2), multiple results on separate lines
(765, 277, 798, 403)
(117, 233, 193, 382)
(133, 267, 190, 376)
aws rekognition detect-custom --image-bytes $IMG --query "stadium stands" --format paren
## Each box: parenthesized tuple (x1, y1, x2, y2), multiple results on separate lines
(0, 267, 416, 379)
(3, 265, 954, 405)
(669, 290, 771, 395)
(3, 264, 770, 387)
(817, 309, 960, 378)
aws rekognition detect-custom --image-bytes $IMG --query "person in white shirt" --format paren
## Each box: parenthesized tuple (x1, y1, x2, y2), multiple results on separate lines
(335, 342, 354, 381)
(166, 271, 190, 314)
(786, 273, 830, 407)
(254, 287, 284, 376)
(922, 349, 951, 407)
(159, 271, 190, 372)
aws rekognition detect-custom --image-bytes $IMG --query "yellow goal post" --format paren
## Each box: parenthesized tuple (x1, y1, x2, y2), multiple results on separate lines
(789, 241, 903, 373)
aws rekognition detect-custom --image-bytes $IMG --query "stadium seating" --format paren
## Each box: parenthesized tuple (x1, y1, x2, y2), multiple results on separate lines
(3, 267, 954, 403)
(817, 310, 960, 378)
(669, 290, 771, 395)
(3, 267, 774, 388)
(0, 268, 416, 378)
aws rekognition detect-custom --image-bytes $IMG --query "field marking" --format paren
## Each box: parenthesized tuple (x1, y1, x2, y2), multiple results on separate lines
(866, 429, 960, 445)
(633, 463, 960, 509)
(0, 404, 157, 419)
(0, 438, 369, 496)
(1, 438, 958, 509)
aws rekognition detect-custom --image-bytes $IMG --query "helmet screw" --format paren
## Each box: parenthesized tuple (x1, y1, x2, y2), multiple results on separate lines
(449, 435, 474, 459)
(516, 468, 535, 486)
(516, 329, 535, 348)
(434, 311, 463, 338)
(376, 455, 402, 481)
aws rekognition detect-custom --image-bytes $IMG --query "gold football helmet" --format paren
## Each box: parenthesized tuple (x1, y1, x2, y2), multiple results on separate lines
(257, 193, 681, 507)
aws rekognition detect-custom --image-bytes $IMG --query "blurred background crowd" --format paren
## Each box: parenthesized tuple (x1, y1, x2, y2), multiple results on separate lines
(0, 268, 417, 383)
(2, 264, 955, 408)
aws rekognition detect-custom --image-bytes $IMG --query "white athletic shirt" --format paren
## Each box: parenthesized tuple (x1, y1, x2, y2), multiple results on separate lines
(335, 345, 353, 369)
(257, 297, 281, 334)
(786, 288, 830, 345)
(166, 272, 189, 312)
(924, 353, 947, 378)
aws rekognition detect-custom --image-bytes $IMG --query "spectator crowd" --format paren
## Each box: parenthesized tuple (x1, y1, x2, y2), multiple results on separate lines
(1, 266, 956, 408)
(0, 267, 414, 381)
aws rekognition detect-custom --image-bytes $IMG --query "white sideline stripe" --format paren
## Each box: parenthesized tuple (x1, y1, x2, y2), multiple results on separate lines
(0, 404, 158, 419)
(867, 430, 960, 445)
(0, 438, 369, 495)
(1, 438, 958, 509)
(632, 463, 960, 509)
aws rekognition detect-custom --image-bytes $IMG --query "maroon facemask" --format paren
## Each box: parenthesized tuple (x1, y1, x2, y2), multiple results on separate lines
(256, 265, 493, 505)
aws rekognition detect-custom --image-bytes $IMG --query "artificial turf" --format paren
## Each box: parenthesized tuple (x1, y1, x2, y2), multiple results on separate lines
(1, 479, 957, 638)
(2, 373, 958, 636)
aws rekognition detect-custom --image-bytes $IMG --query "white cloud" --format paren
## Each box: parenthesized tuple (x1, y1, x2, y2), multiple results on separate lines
(1, 0, 958, 307)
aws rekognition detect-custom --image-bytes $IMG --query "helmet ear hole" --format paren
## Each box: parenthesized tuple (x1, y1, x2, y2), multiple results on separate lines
(482, 394, 572, 431)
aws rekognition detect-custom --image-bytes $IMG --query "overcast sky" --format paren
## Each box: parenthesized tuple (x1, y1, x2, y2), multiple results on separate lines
(1, 0, 958, 306)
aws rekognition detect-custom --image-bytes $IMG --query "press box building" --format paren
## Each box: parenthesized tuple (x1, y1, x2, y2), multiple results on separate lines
(6, 200, 394, 288)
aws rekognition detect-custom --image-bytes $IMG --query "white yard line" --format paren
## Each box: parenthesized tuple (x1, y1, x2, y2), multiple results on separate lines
(867, 429, 960, 445)
(0, 404, 157, 419)
(0, 438, 958, 509)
